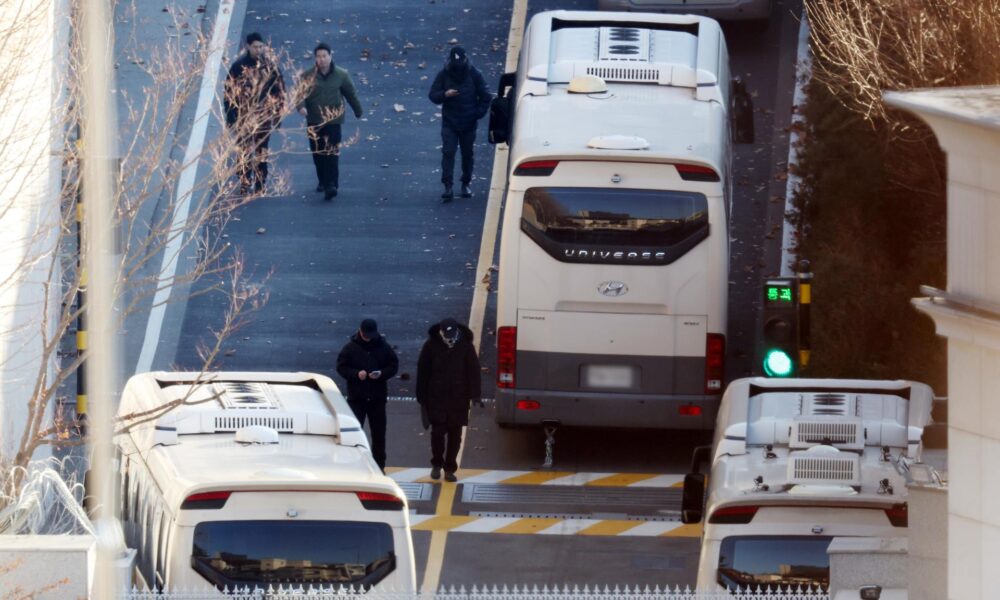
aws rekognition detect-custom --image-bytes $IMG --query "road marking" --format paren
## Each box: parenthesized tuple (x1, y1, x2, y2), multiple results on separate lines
(409, 515, 700, 538)
(420, 0, 527, 591)
(136, 0, 234, 373)
(388, 467, 685, 488)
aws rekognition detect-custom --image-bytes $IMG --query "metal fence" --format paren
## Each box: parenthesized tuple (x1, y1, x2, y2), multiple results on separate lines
(123, 585, 830, 600)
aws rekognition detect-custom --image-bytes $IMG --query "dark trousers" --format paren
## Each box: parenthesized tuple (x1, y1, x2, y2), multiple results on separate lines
(308, 123, 342, 189)
(235, 128, 273, 190)
(430, 423, 463, 473)
(441, 125, 476, 186)
(348, 398, 387, 472)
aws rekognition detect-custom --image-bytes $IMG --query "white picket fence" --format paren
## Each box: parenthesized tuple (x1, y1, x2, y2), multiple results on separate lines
(123, 585, 829, 600)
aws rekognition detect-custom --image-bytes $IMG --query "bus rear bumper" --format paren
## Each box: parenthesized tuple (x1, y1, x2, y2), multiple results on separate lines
(494, 388, 719, 429)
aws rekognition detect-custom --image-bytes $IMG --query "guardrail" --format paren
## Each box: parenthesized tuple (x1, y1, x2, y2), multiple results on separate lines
(123, 585, 830, 600)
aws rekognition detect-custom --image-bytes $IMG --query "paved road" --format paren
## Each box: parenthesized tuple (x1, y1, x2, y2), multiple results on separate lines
(168, 0, 804, 588)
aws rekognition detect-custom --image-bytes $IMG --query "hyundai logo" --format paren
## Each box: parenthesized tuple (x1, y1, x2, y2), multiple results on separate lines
(598, 281, 628, 297)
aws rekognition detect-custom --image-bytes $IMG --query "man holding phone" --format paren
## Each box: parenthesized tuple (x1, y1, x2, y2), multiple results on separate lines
(336, 318, 398, 472)
(428, 46, 491, 202)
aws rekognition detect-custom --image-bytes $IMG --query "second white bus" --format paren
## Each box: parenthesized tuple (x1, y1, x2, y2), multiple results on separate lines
(490, 11, 753, 431)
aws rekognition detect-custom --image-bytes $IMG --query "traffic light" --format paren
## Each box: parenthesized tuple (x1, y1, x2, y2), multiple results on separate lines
(761, 278, 798, 377)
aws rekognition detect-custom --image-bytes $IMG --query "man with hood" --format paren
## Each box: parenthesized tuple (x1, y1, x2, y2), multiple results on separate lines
(428, 46, 492, 202)
(336, 318, 399, 472)
(224, 32, 286, 195)
(416, 318, 482, 481)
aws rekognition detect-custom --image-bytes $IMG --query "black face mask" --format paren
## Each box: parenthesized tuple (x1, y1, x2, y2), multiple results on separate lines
(447, 59, 469, 78)
(439, 328, 460, 348)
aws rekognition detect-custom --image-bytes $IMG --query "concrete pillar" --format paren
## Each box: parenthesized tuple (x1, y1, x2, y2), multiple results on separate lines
(885, 86, 1000, 600)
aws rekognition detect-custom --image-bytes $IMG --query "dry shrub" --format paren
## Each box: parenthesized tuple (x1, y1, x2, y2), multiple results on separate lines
(791, 0, 1000, 388)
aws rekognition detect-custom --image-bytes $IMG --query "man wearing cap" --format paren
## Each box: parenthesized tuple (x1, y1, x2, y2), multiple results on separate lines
(416, 317, 482, 481)
(428, 46, 492, 202)
(336, 319, 399, 472)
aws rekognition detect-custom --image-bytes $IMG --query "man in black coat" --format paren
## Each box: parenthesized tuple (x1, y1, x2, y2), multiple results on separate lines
(416, 318, 482, 482)
(224, 32, 286, 195)
(428, 46, 491, 202)
(336, 318, 399, 472)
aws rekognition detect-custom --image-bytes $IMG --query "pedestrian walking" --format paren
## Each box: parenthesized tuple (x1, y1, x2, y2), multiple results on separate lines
(428, 46, 491, 202)
(224, 32, 286, 195)
(416, 318, 482, 482)
(336, 318, 399, 472)
(297, 42, 363, 200)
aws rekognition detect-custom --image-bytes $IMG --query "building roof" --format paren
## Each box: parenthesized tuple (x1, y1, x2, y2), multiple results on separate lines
(885, 85, 1000, 131)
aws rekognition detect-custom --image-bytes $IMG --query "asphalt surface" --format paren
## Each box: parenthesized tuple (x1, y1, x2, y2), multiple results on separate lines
(166, 0, 804, 588)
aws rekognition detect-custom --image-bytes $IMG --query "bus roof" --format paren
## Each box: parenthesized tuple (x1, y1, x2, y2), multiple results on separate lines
(137, 432, 394, 512)
(510, 82, 728, 170)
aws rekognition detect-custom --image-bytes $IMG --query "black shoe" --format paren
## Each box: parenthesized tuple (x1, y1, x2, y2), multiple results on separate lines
(324, 186, 338, 201)
(461, 185, 472, 198)
(430, 467, 441, 480)
(315, 183, 324, 192)
(444, 471, 458, 483)
(441, 186, 454, 202)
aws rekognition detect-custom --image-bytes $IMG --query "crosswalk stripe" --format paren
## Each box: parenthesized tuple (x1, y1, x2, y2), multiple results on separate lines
(387, 468, 684, 487)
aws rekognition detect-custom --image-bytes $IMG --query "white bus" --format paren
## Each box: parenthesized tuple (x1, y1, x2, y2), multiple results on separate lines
(681, 377, 934, 592)
(114, 372, 416, 593)
(489, 11, 753, 432)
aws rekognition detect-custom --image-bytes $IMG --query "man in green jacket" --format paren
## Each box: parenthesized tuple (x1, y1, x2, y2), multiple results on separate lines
(297, 43, 363, 200)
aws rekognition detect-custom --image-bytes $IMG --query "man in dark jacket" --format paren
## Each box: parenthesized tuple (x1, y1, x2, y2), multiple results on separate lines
(297, 42, 364, 200)
(428, 46, 491, 202)
(224, 32, 286, 195)
(416, 318, 482, 481)
(336, 318, 399, 472)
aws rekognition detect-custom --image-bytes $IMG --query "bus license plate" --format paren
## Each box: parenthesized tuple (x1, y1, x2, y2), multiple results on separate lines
(584, 365, 634, 389)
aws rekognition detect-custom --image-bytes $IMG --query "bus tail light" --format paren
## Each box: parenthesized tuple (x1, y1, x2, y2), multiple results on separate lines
(705, 333, 725, 394)
(181, 491, 232, 510)
(356, 491, 404, 511)
(516, 399, 540, 411)
(675, 164, 720, 182)
(497, 326, 517, 388)
(885, 503, 908, 527)
(514, 160, 559, 176)
(708, 505, 758, 524)
(679, 405, 702, 417)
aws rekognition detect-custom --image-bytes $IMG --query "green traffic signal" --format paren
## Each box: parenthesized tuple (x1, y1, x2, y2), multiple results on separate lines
(763, 348, 794, 377)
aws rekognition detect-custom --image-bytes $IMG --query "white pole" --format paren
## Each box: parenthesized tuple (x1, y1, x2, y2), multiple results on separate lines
(81, 0, 120, 596)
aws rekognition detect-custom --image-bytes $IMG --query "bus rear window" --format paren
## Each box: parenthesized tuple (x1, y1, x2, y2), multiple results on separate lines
(192, 520, 395, 590)
(717, 535, 832, 592)
(521, 187, 709, 265)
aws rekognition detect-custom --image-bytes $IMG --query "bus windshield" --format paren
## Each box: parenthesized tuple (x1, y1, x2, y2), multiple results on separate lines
(717, 535, 831, 592)
(192, 520, 395, 589)
(521, 187, 709, 265)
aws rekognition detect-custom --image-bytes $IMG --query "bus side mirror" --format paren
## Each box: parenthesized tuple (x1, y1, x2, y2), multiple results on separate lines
(489, 72, 517, 145)
(731, 77, 754, 144)
(681, 473, 707, 524)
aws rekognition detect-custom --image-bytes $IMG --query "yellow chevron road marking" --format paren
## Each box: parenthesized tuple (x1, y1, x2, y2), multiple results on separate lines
(494, 518, 563, 534)
(500, 471, 577, 485)
(577, 520, 643, 536)
(412, 515, 478, 531)
(585, 473, 660, 487)
(661, 523, 703, 537)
